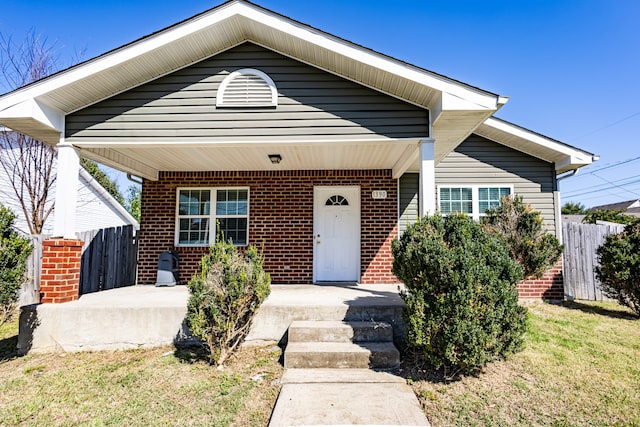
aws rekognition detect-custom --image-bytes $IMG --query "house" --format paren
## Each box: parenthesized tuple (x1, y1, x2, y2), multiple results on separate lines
(590, 199, 640, 217)
(0, 129, 139, 235)
(0, 0, 596, 304)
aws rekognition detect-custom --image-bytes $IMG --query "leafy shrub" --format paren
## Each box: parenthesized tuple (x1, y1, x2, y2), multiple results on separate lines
(392, 214, 527, 371)
(484, 195, 563, 278)
(0, 205, 33, 325)
(187, 238, 270, 366)
(583, 209, 639, 226)
(596, 222, 640, 316)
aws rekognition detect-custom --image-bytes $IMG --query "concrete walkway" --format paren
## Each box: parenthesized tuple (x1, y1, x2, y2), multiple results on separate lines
(269, 369, 430, 427)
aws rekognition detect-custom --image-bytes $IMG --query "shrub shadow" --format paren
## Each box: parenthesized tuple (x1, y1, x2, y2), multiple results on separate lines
(562, 300, 638, 320)
(174, 344, 210, 364)
(173, 318, 209, 364)
(394, 349, 481, 384)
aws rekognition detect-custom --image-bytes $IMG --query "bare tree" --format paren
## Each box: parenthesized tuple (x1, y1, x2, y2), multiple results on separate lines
(0, 32, 59, 234)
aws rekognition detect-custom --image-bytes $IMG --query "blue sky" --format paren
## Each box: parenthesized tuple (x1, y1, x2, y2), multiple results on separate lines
(1, 0, 639, 208)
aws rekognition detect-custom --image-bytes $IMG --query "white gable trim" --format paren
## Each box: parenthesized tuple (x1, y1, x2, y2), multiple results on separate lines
(0, 1, 500, 118)
(476, 117, 596, 173)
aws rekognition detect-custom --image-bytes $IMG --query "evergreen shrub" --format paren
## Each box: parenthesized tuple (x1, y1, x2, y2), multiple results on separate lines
(596, 222, 640, 316)
(187, 238, 270, 366)
(0, 205, 33, 325)
(392, 214, 527, 371)
(484, 195, 563, 278)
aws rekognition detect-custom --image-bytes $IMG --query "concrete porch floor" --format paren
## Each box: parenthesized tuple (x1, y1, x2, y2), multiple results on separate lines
(19, 283, 406, 353)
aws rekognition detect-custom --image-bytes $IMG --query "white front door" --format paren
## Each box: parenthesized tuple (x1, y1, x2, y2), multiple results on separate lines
(313, 186, 360, 282)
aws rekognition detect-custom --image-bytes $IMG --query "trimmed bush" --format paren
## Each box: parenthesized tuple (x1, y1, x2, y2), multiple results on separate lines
(484, 195, 563, 278)
(596, 222, 640, 316)
(584, 209, 639, 226)
(187, 238, 271, 366)
(0, 205, 33, 326)
(392, 214, 527, 371)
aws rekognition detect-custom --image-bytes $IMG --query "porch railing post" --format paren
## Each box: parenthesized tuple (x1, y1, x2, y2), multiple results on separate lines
(418, 138, 436, 216)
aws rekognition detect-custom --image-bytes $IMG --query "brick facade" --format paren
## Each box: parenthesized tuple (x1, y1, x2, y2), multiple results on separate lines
(138, 170, 400, 286)
(40, 239, 83, 304)
(517, 260, 564, 300)
(138, 169, 563, 299)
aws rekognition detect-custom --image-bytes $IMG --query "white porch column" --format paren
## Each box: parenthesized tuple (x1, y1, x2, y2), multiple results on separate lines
(419, 138, 436, 216)
(53, 139, 79, 239)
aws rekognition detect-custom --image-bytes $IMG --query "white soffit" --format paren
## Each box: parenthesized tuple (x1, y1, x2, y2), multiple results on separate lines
(0, 0, 503, 147)
(476, 117, 595, 173)
(76, 137, 422, 181)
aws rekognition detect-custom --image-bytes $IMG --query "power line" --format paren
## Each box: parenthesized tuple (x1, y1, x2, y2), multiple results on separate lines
(563, 177, 640, 199)
(564, 174, 640, 197)
(570, 155, 640, 178)
(572, 185, 640, 203)
(592, 173, 639, 198)
(573, 111, 640, 140)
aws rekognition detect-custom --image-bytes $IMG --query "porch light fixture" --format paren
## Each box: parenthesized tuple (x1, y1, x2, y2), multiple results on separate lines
(268, 154, 282, 164)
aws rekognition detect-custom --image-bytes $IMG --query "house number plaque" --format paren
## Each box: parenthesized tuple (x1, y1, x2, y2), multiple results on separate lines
(372, 190, 387, 199)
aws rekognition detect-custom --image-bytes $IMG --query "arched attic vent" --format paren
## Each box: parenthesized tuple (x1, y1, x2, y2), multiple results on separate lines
(216, 68, 278, 107)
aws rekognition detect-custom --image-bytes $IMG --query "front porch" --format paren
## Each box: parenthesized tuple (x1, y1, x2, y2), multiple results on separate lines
(18, 283, 405, 354)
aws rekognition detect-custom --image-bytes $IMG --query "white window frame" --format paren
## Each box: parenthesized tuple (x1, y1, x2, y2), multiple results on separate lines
(437, 185, 514, 220)
(216, 68, 278, 107)
(175, 187, 250, 247)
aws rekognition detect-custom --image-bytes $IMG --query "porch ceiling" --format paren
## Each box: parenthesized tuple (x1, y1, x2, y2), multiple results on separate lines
(76, 138, 421, 181)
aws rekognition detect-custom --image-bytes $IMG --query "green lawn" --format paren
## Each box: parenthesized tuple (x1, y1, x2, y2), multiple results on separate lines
(1, 301, 638, 426)
(409, 301, 640, 426)
(0, 317, 283, 426)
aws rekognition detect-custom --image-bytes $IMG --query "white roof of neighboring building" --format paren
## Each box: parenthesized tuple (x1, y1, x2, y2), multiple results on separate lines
(0, 143, 138, 235)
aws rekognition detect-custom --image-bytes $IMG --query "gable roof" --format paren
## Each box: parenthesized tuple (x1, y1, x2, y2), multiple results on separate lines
(590, 199, 640, 212)
(0, 0, 594, 177)
(476, 117, 596, 174)
(78, 167, 140, 231)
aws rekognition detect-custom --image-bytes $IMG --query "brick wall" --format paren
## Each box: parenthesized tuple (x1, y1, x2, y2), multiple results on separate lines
(517, 260, 564, 300)
(40, 239, 83, 304)
(139, 170, 399, 285)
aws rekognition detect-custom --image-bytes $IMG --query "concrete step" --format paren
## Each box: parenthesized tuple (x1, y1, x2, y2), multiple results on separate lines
(281, 368, 405, 384)
(244, 284, 406, 346)
(284, 341, 400, 369)
(287, 320, 393, 343)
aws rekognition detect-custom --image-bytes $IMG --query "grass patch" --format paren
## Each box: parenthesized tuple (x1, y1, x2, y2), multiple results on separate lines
(0, 317, 283, 426)
(405, 301, 640, 426)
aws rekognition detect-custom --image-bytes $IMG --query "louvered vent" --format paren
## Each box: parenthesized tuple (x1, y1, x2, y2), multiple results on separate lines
(216, 68, 278, 107)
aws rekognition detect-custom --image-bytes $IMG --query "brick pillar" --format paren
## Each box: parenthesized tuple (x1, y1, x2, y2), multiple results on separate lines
(517, 259, 564, 300)
(40, 239, 84, 304)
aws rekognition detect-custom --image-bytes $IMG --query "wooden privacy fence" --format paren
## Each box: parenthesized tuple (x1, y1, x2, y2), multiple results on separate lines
(562, 222, 625, 301)
(19, 225, 138, 305)
(19, 235, 45, 307)
(78, 225, 138, 295)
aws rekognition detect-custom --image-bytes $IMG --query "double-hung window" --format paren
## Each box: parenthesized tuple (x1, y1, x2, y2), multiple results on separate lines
(438, 185, 512, 220)
(176, 188, 249, 246)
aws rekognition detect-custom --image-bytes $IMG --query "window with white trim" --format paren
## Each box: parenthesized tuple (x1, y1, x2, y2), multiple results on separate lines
(176, 188, 249, 246)
(216, 68, 278, 107)
(438, 185, 512, 220)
